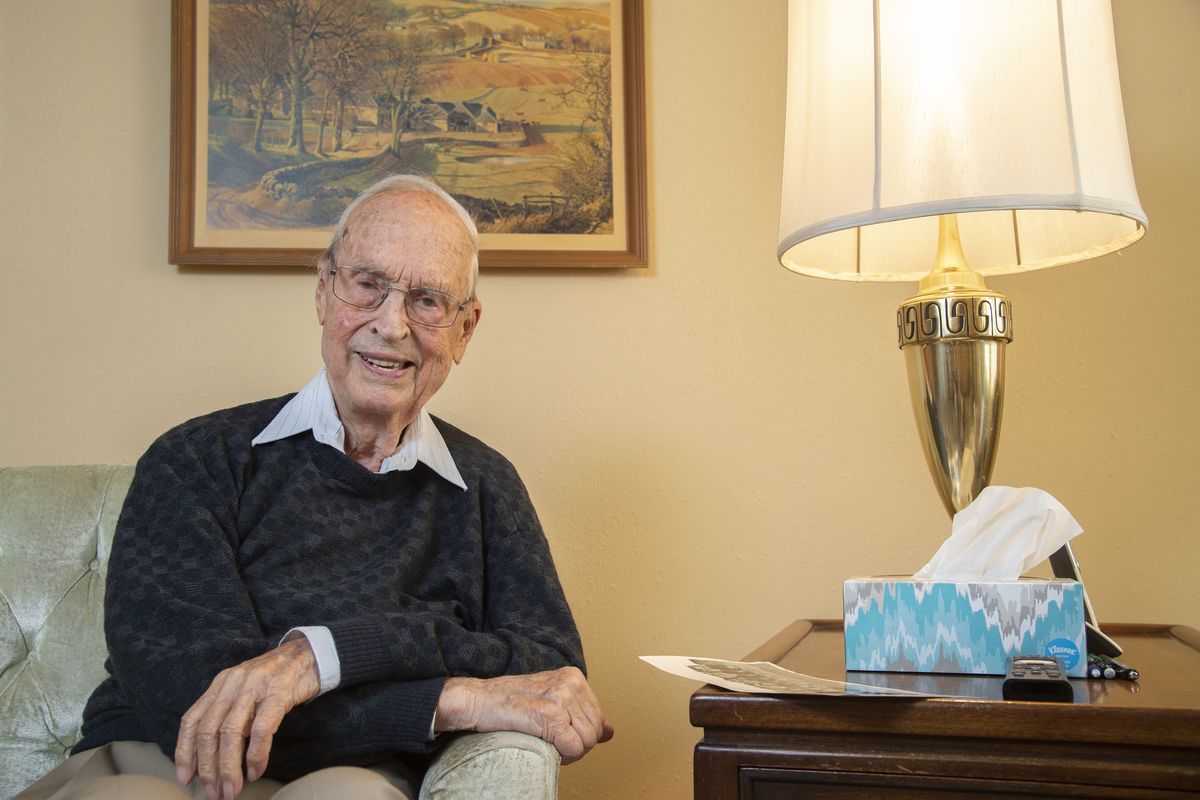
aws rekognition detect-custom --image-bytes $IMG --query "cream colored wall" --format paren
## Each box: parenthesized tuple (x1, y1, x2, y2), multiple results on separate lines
(1, 1, 1197, 797)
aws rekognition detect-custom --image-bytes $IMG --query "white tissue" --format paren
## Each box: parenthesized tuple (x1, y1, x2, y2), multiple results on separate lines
(914, 486, 1083, 581)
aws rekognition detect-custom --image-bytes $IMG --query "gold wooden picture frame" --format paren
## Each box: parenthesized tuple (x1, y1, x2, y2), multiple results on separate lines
(169, 0, 646, 268)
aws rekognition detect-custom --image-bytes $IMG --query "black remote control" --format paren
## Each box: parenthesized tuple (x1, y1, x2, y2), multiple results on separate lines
(1002, 655, 1074, 702)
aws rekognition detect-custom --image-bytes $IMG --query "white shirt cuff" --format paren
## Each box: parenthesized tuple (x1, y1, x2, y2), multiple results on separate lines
(281, 626, 341, 697)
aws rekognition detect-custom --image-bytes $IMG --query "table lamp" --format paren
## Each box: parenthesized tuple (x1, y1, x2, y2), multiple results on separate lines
(778, 1, 1146, 650)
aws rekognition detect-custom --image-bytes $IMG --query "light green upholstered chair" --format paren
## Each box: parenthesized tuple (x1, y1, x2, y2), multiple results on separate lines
(0, 465, 559, 800)
(0, 465, 134, 800)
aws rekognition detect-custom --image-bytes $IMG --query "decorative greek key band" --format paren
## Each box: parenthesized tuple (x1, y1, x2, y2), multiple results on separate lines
(897, 295, 1012, 348)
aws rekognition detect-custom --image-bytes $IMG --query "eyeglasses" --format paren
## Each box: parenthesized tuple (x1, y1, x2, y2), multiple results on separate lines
(328, 266, 468, 328)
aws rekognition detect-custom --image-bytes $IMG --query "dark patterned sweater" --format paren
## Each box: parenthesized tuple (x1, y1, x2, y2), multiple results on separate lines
(75, 395, 583, 780)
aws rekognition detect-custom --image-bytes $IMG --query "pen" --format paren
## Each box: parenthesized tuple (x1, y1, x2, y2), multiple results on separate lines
(1098, 654, 1140, 681)
(1088, 654, 1115, 679)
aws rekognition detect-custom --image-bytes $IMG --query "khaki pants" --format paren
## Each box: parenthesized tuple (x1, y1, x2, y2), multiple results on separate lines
(16, 733, 559, 800)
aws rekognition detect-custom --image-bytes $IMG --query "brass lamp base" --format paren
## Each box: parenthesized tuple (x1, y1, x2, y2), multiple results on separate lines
(898, 295, 1010, 517)
(897, 216, 1012, 518)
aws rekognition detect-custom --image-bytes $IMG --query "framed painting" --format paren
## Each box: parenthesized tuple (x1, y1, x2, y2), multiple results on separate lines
(169, 0, 646, 268)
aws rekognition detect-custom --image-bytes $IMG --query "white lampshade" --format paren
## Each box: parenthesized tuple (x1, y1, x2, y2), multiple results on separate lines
(778, 0, 1147, 281)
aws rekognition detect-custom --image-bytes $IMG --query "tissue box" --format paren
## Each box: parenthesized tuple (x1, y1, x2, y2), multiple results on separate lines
(843, 577, 1086, 677)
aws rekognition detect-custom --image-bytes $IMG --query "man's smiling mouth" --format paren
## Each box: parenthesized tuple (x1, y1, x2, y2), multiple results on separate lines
(359, 353, 414, 371)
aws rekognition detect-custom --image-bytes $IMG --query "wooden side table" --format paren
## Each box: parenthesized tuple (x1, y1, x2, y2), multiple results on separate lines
(691, 620, 1200, 798)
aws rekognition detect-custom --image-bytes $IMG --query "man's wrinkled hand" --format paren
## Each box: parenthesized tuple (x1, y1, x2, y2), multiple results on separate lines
(436, 666, 613, 764)
(175, 637, 319, 800)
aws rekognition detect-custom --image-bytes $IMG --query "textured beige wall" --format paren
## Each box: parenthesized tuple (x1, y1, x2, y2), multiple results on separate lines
(2, 1, 1197, 798)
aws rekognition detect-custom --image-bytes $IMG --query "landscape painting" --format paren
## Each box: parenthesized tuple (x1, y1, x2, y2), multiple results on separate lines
(170, 0, 646, 267)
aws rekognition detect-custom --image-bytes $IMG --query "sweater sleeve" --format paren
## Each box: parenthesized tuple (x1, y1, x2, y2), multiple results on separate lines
(102, 430, 442, 771)
(323, 457, 586, 688)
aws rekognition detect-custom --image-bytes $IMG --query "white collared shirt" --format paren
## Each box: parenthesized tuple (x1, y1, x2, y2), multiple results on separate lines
(252, 367, 467, 489)
(252, 368, 466, 710)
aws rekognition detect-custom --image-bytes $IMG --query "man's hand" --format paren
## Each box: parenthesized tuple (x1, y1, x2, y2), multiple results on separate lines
(175, 637, 319, 800)
(435, 667, 613, 763)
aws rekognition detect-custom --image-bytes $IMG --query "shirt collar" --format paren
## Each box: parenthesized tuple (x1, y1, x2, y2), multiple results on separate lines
(251, 368, 467, 490)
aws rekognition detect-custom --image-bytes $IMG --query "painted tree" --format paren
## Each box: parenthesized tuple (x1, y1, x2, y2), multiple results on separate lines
(554, 52, 614, 229)
(240, 0, 355, 154)
(438, 25, 466, 53)
(462, 20, 488, 43)
(210, 4, 287, 152)
(563, 52, 612, 145)
(311, 0, 378, 154)
(208, 15, 233, 104)
(370, 29, 437, 156)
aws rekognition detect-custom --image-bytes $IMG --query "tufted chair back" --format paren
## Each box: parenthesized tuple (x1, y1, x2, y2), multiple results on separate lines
(0, 465, 134, 800)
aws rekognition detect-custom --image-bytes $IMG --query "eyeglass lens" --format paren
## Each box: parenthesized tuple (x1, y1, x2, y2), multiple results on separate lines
(333, 268, 460, 327)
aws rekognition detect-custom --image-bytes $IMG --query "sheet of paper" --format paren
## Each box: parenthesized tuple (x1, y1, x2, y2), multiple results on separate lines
(640, 655, 939, 696)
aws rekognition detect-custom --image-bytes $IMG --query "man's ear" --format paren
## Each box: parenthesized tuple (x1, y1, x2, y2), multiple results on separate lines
(452, 301, 482, 364)
(315, 261, 329, 326)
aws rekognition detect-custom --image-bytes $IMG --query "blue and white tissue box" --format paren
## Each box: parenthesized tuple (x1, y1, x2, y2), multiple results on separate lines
(843, 577, 1086, 677)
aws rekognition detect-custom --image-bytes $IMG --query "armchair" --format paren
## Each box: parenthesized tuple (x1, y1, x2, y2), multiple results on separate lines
(0, 465, 133, 800)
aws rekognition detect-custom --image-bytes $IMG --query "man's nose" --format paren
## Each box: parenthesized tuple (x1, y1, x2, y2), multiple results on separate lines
(370, 289, 412, 339)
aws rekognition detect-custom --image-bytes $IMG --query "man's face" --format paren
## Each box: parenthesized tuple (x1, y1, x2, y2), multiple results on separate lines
(315, 190, 481, 436)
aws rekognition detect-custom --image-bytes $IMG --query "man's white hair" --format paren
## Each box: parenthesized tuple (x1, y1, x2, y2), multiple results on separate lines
(323, 174, 480, 299)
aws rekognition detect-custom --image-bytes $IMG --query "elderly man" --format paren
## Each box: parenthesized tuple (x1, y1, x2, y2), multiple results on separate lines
(19, 176, 610, 800)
